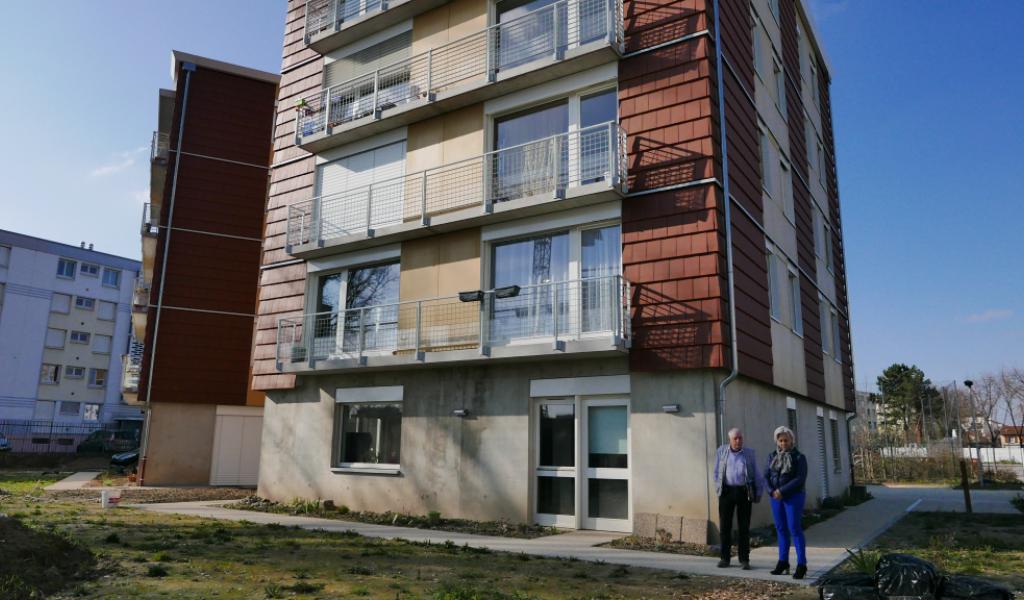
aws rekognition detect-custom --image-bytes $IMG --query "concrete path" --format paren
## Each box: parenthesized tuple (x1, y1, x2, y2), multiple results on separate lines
(45, 471, 101, 491)
(134, 492, 921, 586)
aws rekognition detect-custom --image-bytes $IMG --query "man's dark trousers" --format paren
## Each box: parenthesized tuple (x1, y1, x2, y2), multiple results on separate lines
(718, 484, 752, 562)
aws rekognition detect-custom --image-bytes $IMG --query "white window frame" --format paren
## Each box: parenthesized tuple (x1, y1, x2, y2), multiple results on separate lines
(92, 334, 113, 355)
(831, 308, 842, 363)
(81, 263, 100, 277)
(773, 56, 786, 118)
(83, 403, 101, 422)
(308, 260, 402, 360)
(102, 268, 121, 289)
(332, 386, 404, 473)
(780, 158, 794, 224)
(57, 258, 77, 279)
(40, 363, 61, 385)
(51, 293, 72, 314)
(766, 244, 782, 322)
(767, 0, 780, 23)
(819, 294, 830, 355)
(70, 330, 91, 345)
(64, 365, 85, 379)
(88, 368, 107, 389)
(751, 10, 764, 84)
(45, 328, 67, 349)
(760, 128, 774, 197)
(788, 265, 802, 336)
(812, 209, 824, 259)
(810, 58, 819, 108)
(830, 415, 841, 474)
(75, 296, 95, 311)
(97, 301, 117, 321)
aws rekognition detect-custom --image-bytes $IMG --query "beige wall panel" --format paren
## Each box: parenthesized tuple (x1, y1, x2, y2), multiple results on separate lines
(144, 402, 217, 485)
(770, 321, 808, 396)
(412, 0, 488, 53)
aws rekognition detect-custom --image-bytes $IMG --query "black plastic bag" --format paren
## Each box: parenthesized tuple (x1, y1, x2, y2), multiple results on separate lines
(875, 553, 940, 598)
(819, 572, 879, 600)
(939, 575, 1011, 600)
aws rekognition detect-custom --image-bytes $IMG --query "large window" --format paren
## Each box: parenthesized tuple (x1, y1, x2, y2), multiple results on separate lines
(315, 140, 406, 237)
(333, 401, 402, 468)
(51, 293, 71, 314)
(84, 404, 101, 422)
(70, 331, 91, 345)
(92, 335, 113, 354)
(819, 295, 831, 355)
(45, 328, 66, 349)
(831, 309, 842, 363)
(788, 268, 803, 336)
(766, 248, 782, 321)
(75, 296, 95, 311)
(65, 366, 85, 379)
(81, 263, 99, 277)
(57, 258, 77, 279)
(98, 301, 117, 321)
(830, 417, 841, 474)
(102, 268, 121, 288)
(40, 364, 61, 385)
(314, 262, 400, 356)
(89, 369, 107, 388)
(59, 401, 80, 416)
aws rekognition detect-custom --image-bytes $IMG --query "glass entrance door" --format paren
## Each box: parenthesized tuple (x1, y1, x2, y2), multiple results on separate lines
(582, 398, 630, 531)
(534, 400, 576, 527)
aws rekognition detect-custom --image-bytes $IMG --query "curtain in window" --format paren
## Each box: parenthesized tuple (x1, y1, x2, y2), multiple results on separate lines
(581, 225, 621, 333)
(491, 233, 569, 342)
(493, 102, 568, 203)
(496, 0, 564, 71)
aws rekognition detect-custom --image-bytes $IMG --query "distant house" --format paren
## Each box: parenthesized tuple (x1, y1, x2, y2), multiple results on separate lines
(999, 426, 1024, 447)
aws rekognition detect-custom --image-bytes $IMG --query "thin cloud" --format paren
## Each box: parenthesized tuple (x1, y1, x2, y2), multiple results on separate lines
(90, 146, 147, 177)
(966, 309, 1013, 323)
(806, 0, 849, 25)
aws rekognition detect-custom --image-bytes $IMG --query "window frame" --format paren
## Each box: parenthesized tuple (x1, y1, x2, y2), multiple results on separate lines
(0, 245, 10, 268)
(97, 301, 117, 321)
(81, 263, 100, 277)
(75, 296, 96, 311)
(59, 401, 81, 417)
(64, 365, 86, 379)
(40, 363, 61, 385)
(92, 334, 113, 355)
(773, 56, 786, 118)
(70, 330, 91, 345)
(83, 403, 101, 422)
(830, 416, 841, 474)
(819, 295, 831, 355)
(830, 308, 842, 363)
(102, 268, 122, 289)
(766, 245, 782, 322)
(759, 128, 774, 197)
(57, 258, 77, 279)
(45, 328, 67, 349)
(331, 397, 404, 472)
(788, 265, 803, 337)
(88, 368, 107, 389)
(51, 293, 72, 314)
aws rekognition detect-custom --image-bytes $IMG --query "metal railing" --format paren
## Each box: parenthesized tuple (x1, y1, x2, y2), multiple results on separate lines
(141, 202, 159, 236)
(121, 354, 141, 394)
(305, 0, 387, 43)
(287, 121, 626, 248)
(151, 131, 169, 163)
(0, 420, 140, 454)
(296, 0, 623, 141)
(276, 275, 630, 366)
(132, 279, 150, 310)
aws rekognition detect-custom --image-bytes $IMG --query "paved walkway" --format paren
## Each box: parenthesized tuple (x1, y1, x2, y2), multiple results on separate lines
(45, 471, 101, 491)
(872, 484, 1021, 514)
(135, 491, 921, 585)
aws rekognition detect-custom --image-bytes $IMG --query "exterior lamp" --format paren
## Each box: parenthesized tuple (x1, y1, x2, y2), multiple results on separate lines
(452, 408, 470, 418)
(662, 404, 680, 413)
(458, 290, 483, 302)
(493, 285, 521, 299)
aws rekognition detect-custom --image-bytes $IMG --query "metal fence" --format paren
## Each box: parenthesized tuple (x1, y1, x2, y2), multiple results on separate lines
(287, 121, 626, 249)
(304, 0, 387, 43)
(0, 420, 139, 454)
(151, 131, 169, 163)
(277, 275, 630, 366)
(296, 0, 624, 141)
(141, 202, 159, 236)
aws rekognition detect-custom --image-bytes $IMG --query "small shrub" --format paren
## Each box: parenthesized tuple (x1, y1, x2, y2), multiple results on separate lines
(338, 504, 350, 515)
(844, 548, 880, 574)
(286, 581, 325, 593)
(263, 583, 284, 599)
(104, 533, 121, 544)
(350, 585, 370, 596)
(146, 565, 168, 578)
(153, 552, 173, 562)
(655, 528, 673, 545)
(427, 511, 442, 526)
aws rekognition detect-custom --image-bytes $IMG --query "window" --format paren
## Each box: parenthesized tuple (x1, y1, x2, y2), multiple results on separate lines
(788, 268, 802, 336)
(787, 407, 798, 432)
(768, 0, 780, 22)
(59, 401, 81, 416)
(773, 58, 786, 117)
(57, 258, 77, 279)
(64, 366, 85, 379)
(102, 268, 121, 288)
(92, 334, 112, 354)
(81, 263, 100, 277)
(796, 20, 806, 81)
(751, 14, 763, 81)
(40, 364, 61, 385)
(780, 159, 794, 222)
(75, 296, 95, 311)
(766, 248, 782, 321)
(314, 262, 401, 356)
(83, 404, 101, 422)
(70, 330, 91, 344)
(817, 142, 826, 189)
(760, 129, 773, 195)
(89, 369, 107, 388)
(806, 121, 817, 175)
(810, 59, 819, 107)
(315, 140, 407, 236)
(813, 210, 824, 258)
(0, 245, 10, 268)
(819, 296, 831, 354)
(824, 223, 835, 273)
(51, 293, 72, 314)
(830, 417, 841, 473)
(333, 401, 402, 468)
(831, 309, 842, 363)
(97, 301, 116, 321)
(45, 328, 66, 349)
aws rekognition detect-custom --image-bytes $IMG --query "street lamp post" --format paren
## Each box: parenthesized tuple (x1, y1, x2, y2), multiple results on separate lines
(964, 379, 984, 486)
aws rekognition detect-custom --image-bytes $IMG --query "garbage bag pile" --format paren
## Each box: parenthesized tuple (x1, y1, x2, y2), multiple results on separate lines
(819, 553, 1012, 600)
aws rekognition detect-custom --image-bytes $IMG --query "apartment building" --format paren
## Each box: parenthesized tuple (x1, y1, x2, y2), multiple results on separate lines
(853, 390, 880, 435)
(134, 52, 278, 486)
(254, 0, 854, 542)
(0, 230, 142, 431)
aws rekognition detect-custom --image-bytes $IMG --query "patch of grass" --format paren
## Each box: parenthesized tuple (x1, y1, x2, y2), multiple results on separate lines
(0, 471, 66, 494)
(145, 564, 168, 577)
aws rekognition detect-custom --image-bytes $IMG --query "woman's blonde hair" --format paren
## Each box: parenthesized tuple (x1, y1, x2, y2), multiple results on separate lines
(773, 425, 795, 445)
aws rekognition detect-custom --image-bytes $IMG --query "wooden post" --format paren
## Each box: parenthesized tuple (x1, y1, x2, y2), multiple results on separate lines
(959, 459, 973, 514)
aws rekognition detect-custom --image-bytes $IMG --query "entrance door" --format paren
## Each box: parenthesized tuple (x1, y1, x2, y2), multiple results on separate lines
(533, 397, 631, 532)
(582, 398, 630, 531)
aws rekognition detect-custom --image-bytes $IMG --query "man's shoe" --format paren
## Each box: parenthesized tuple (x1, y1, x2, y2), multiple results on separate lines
(740, 560, 751, 570)
(793, 564, 808, 580)
(716, 559, 730, 568)
(770, 561, 790, 575)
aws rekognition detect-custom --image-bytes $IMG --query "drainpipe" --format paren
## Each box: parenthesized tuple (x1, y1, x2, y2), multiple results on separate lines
(139, 62, 195, 485)
(711, 0, 739, 447)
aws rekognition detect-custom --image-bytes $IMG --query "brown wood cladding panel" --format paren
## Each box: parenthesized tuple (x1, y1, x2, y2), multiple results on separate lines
(620, 0, 729, 372)
(146, 310, 256, 405)
(156, 230, 261, 314)
(780, 0, 825, 402)
(165, 155, 269, 239)
(253, 0, 322, 390)
(716, 0, 772, 383)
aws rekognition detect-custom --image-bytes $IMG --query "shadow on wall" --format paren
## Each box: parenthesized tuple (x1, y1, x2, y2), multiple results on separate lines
(623, 0, 704, 52)
(628, 135, 709, 192)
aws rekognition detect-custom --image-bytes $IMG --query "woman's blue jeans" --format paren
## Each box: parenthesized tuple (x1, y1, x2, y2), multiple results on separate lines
(770, 491, 807, 566)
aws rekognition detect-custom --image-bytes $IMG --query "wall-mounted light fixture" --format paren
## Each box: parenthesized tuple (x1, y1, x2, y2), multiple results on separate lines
(662, 404, 680, 413)
(458, 290, 483, 303)
(452, 408, 470, 418)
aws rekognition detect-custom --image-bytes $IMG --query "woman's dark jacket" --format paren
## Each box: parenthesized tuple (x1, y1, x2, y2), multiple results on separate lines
(763, 449, 808, 499)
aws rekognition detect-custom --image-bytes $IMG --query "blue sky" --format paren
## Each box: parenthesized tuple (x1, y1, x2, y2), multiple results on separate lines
(0, 1, 1019, 389)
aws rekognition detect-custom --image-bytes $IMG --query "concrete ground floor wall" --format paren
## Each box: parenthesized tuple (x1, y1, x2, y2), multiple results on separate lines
(142, 402, 217, 485)
(259, 361, 853, 543)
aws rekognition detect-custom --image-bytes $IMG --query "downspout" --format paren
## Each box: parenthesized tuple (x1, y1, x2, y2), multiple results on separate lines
(712, 0, 739, 447)
(139, 62, 196, 485)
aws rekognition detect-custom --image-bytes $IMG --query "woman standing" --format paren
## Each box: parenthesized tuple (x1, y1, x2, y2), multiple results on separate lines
(764, 426, 808, 579)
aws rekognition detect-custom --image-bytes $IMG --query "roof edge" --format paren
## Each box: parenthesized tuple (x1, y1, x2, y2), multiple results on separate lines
(170, 50, 281, 86)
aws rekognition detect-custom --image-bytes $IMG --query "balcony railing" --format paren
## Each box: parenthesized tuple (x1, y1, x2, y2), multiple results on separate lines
(305, 0, 386, 42)
(295, 0, 623, 144)
(287, 121, 626, 250)
(132, 280, 150, 310)
(151, 131, 169, 163)
(141, 202, 159, 236)
(121, 354, 141, 394)
(276, 275, 630, 368)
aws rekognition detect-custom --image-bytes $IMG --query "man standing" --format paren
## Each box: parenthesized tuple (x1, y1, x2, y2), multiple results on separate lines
(713, 427, 761, 569)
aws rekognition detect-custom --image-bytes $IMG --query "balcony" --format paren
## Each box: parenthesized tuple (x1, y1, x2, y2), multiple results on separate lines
(276, 275, 630, 373)
(287, 122, 626, 256)
(151, 131, 169, 164)
(295, 0, 623, 153)
(305, 0, 452, 54)
(141, 202, 159, 237)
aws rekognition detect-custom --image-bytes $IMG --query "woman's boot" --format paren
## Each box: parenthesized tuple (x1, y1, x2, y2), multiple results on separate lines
(770, 561, 790, 575)
(793, 564, 808, 580)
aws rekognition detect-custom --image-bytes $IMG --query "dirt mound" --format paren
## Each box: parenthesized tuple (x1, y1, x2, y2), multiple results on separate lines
(0, 516, 96, 599)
